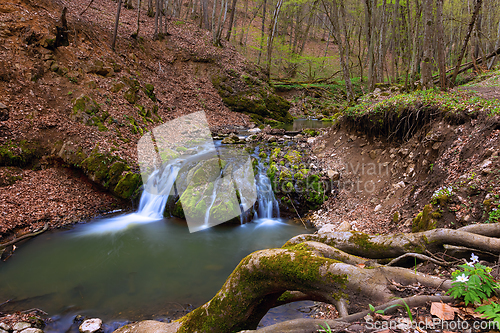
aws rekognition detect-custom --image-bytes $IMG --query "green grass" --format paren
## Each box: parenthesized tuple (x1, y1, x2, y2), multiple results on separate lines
(345, 88, 500, 118)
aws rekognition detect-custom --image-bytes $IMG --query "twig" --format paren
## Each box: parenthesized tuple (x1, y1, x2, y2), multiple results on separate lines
(20, 308, 48, 315)
(80, 0, 95, 16)
(386, 253, 450, 267)
(287, 194, 307, 229)
(0, 299, 11, 307)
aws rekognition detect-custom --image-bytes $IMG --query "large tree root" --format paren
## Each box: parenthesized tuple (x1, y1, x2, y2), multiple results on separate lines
(114, 224, 500, 333)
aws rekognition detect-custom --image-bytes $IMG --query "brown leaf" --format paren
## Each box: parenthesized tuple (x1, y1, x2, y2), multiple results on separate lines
(430, 302, 456, 321)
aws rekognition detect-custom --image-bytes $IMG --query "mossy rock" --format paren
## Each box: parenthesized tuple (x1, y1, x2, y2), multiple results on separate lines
(71, 95, 100, 122)
(114, 172, 142, 199)
(412, 205, 437, 232)
(144, 83, 156, 102)
(284, 150, 301, 164)
(212, 74, 292, 124)
(0, 140, 39, 167)
(124, 88, 139, 104)
(111, 83, 125, 93)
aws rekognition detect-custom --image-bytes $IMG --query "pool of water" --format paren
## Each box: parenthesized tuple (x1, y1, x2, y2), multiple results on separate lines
(0, 216, 311, 323)
(277, 118, 334, 131)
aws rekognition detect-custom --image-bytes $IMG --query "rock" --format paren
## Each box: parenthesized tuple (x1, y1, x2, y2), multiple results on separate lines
(432, 142, 441, 150)
(0, 102, 9, 121)
(480, 159, 492, 169)
(0, 329, 7, 333)
(307, 137, 316, 144)
(406, 164, 415, 174)
(338, 221, 352, 232)
(247, 128, 261, 133)
(422, 159, 428, 167)
(327, 170, 340, 181)
(294, 134, 303, 139)
(13, 322, 31, 331)
(369, 150, 377, 160)
(374, 204, 382, 212)
(267, 135, 277, 142)
(87, 60, 113, 77)
(79, 318, 102, 333)
(0, 323, 10, 331)
(221, 134, 241, 144)
(399, 148, 409, 156)
(22, 329, 44, 333)
(393, 181, 405, 189)
(318, 224, 336, 234)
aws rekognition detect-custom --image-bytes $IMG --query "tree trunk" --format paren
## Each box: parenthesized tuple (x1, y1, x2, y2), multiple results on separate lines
(224, 0, 238, 41)
(257, 0, 267, 65)
(450, 0, 483, 87)
(420, 0, 433, 88)
(114, 224, 500, 333)
(112, 0, 123, 50)
(147, 0, 154, 17)
(488, 17, 500, 69)
(435, 0, 446, 89)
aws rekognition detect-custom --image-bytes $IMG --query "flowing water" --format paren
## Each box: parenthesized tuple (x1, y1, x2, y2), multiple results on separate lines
(0, 142, 313, 329)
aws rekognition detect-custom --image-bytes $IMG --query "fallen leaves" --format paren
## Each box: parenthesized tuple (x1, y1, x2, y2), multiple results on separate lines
(430, 302, 456, 321)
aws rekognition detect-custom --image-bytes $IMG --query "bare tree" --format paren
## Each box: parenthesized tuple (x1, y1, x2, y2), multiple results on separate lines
(112, 0, 124, 50)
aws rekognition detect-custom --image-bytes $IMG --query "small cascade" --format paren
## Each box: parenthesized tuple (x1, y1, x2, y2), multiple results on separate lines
(81, 142, 282, 235)
(254, 158, 280, 220)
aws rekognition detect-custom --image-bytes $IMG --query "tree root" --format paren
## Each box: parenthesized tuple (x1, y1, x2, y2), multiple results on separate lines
(386, 253, 450, 266)
(114, 225, 500, 333)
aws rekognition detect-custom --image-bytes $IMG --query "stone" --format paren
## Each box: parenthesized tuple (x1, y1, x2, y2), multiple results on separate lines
(406, 164, 415, 174)
(432, 142, 442, 150)
(307, 137, 316, 144)
(338, 221, 352, 232)
(0, 102, 9, 121)
(221, 134, 241, 144)
(422, 159, 428, 167)
(294, 134, 303, 139)
(79, 318, 102, 333)
(0, 323, 10, 331)
(0, 329, 7, 333)
(399, 148, 409, 156)
(480, 159, 492, 169)
(318, 224, 336, 234)
(13, 322, 31, 331)
(327, 169, 340, 181)
(247, 128, 261, 133)
(22, 329, 44, 333)
(374, 204, 382, 212)
(369, 150, 377, 160)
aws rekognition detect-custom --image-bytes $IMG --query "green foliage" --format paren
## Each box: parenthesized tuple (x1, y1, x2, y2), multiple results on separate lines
(488, 208, 500, 223)
(431, 186, 453, 206)
(447, 254, 499, 306)
(475, 302, 500, 329)
(345, 89, 500, 118)
(318, 321, 332, 333)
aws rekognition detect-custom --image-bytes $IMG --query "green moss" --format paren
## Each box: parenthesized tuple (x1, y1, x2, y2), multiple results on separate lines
(73, 95, 100, 116)
(348, 232, 390, 253)
(124, 88, 139, 104)
(303, 129, 319, 137)
(111, 82, 125, 93)
(143, 83, 156, 102)
(114, 172, 141, 199)
(258, 151, 267, 159)
(412, 205, 436, 232)
(284, 150, 301, 164)
(0, 140, 38, 167)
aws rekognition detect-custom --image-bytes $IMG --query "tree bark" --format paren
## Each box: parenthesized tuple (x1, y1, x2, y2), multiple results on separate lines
(420, 0, 433, 89)
(225, 0, 238, 41)
(435, 0, 446, 89)
(112, 0, 123, 50)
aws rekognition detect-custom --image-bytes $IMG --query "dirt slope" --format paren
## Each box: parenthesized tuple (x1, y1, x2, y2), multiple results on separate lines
(0, 0, 287, 240)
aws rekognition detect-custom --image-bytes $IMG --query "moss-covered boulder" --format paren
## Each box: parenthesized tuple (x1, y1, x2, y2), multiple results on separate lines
(0, 140, 39, 167)
(70, 95, 109, 131)
(212, 72, 292, 124)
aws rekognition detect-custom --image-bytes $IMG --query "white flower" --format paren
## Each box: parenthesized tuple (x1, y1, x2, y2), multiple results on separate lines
(455, 274, 469, 283)
(470, 253, 479, 263)
(466, 261, 474, 267)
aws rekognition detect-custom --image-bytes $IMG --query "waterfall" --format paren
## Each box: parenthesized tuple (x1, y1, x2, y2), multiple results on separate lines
(254, 156, 280, 220)
(80, 144, 281, 235)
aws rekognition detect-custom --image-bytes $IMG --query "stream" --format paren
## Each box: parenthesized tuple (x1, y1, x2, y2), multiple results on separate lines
(0, 124, 326, 331)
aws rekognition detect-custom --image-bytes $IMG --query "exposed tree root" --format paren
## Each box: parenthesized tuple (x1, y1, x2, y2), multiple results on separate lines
(0, 223, 49, 258)
(114, 225, 500, 333)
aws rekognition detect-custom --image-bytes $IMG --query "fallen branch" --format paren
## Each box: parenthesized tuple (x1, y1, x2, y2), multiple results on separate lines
(0, 223, 49, 250)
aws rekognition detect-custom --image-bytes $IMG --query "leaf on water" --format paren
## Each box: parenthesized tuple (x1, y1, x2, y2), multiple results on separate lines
(430, 302, 456, 321)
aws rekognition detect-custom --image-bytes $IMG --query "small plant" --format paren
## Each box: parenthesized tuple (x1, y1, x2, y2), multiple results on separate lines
(488, 208, 500, 223)
(369, 298, 413, 322)
(476, 301, 500, 328)
(431, 186, 453, 205)
(447, 253, 499, 306)
(318, 321, 332, 333)
(429, 163, 434, 172)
